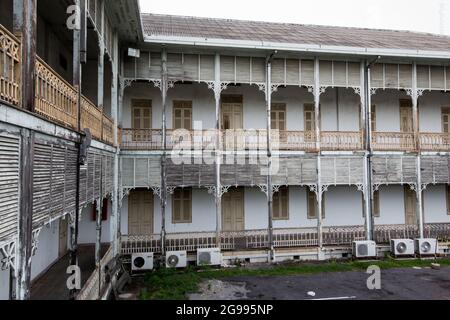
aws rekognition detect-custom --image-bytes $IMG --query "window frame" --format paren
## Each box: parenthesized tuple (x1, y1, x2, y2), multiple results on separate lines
(172, 188, 193, 224)
(273, 186, 289, 220)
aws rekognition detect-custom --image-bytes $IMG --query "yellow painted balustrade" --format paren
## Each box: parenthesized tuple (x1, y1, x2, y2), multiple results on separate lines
(0, 23, 114, 145)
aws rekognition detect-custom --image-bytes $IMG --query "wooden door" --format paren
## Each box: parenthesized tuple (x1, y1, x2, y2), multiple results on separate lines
(400, 100, 413, 133)
(271, 104, 286, 130)
(173, 101, 192, 130)
(222, 99, 243, 150)
(132, 100, 152, 141)
(128, 190, 154, 235)
(58, 217, 68, 258)
(404, 186, 416, 226)
(304, 104, 315, 142)
(222, 188, 245, 231)
(221, 103, 243, 130)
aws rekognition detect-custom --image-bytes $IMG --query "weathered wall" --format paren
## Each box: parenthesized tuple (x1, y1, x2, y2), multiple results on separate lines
(0, 268, 9, 300)
(423, 185, 450, 223)
(375, 185, 406, 225)
(122, 83, 363, 132)
(30, 222, 59, 281)
(78, 201, 112, 244)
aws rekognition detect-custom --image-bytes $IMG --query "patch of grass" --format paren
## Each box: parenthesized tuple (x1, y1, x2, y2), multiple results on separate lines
(139, 257, 450, 300)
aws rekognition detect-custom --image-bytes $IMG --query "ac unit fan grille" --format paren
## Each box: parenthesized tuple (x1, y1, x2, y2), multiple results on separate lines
(357, 244, 368, 256)
(167, 255, 179, 267)
(133, 257, 145, 269)
(198, 252, 212, 265)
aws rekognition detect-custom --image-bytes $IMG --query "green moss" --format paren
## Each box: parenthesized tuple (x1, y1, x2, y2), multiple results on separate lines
(139, 258, 450, 300)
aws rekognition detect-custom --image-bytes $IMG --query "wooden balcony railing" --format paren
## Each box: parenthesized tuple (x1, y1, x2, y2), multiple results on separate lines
(372, 132, 415, 151)
(321, 131, 364, 151)
(419, 133, 450, 152)
(0, 24, 21, 107)
(0, 23, 114, 145)
(120, 129, 318, 151)
(35, 57, 78, 129)
(102, 114, 114, 145)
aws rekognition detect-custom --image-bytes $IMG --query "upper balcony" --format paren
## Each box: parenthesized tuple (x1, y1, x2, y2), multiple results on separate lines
(0, 23, 114, 145)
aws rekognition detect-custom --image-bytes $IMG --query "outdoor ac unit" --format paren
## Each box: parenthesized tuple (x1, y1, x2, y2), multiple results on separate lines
(415, 238, 437, 255)
(352, 241, 377, 258)
(197, 248, 222, 266)
(391, 239, 415, 256)
(166, 251, 188, 268)
(131, 253, 154, 271)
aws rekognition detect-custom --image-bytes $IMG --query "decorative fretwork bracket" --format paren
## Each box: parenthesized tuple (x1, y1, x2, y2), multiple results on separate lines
(207, 185, 230, 199)
(0, 239, 16, 271)
(409, 183, 427, 193)
(352, 86, 362, 96)
(258, 184, 282, 197)
(370, 88, 378, 96)
(206, 81, 230, 101)
(405, 88, 424, 100)
(119, 77, 134, 92)
(31, 228, 43, 257)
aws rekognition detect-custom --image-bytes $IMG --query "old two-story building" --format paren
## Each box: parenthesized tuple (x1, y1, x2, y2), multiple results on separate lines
(1, 0, 450, 300)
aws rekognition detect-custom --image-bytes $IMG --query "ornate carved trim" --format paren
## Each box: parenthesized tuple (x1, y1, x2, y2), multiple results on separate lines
(0, 239, 16, 271)
(31, 228, 43, 257)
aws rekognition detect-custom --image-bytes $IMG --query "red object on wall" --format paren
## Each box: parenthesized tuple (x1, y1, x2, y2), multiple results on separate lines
(92, 198, 108, 221)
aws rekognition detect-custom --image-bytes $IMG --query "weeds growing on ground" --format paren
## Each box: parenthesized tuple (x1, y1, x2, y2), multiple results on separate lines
(139, 257, 450, 300)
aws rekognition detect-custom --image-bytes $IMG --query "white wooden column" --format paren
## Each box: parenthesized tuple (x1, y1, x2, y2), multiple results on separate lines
(13, 0, 36, 300)
(110, 32, 120, 256)
(160, 49, 168, 256)
(213, 54, 222, 247)
(411, 62, 425, 238)
(266, 56, 275, 261)
(313, 57, 323, 248)
(94, 0, 105, 267)
(362, 60, 373, 240)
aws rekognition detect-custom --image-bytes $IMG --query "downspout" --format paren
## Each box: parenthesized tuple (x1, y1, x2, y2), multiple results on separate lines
(266, 51, 276, 262)
(364, 56, 381, 241)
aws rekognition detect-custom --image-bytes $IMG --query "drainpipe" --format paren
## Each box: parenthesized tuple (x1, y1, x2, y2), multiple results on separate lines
(266, 51, 276, 262)
(364, 56, 380, 241)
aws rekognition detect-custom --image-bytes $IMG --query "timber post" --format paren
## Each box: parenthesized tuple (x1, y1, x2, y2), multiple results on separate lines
(265, 54, 275, 262)
(12, 0, 36, 300)
(313, 57, 323, 249)
(160, 48, 168, 257)
(214, 54, 222, 248)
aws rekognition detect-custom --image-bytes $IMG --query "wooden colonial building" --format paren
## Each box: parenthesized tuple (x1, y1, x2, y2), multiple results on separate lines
(1, 0, 450, 300)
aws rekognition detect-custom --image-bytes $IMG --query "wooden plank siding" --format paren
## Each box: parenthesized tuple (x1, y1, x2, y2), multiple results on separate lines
(0, 132, 20, 243)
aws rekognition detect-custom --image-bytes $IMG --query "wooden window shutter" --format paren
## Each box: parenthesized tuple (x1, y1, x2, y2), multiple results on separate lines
(371, 105, 376, 132)
(373, 190, 380, 218)
(307, 190, 317, 219)
(271, 103, 286, 131)
(447, 186, 450, 215)
(173, 101, 193, 130)
(273, 187, 289, 220)
(92, 198, 108, 221)
(442, 107, 450, 133)
(172, 188, 192, 223)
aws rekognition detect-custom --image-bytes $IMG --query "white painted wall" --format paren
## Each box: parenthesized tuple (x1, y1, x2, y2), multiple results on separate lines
(123, 84, 364, 132)
(78, 201, 112, 244)
(120, 186, 374, 234)
(321, 88, 361, 131)
(374, 185, 406, 225)
(424, 185, 450, 223)
(322, 186, 365, 226)
(0, 268, 9, 300)
(418, 91, 450, 132)
(30, 222, 59, 281)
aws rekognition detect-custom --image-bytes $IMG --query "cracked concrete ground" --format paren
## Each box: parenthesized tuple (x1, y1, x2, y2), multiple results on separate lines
(189, 266, 450, 300)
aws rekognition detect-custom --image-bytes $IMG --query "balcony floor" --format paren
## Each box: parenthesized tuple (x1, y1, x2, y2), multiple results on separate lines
(31, 245, 107, 300)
